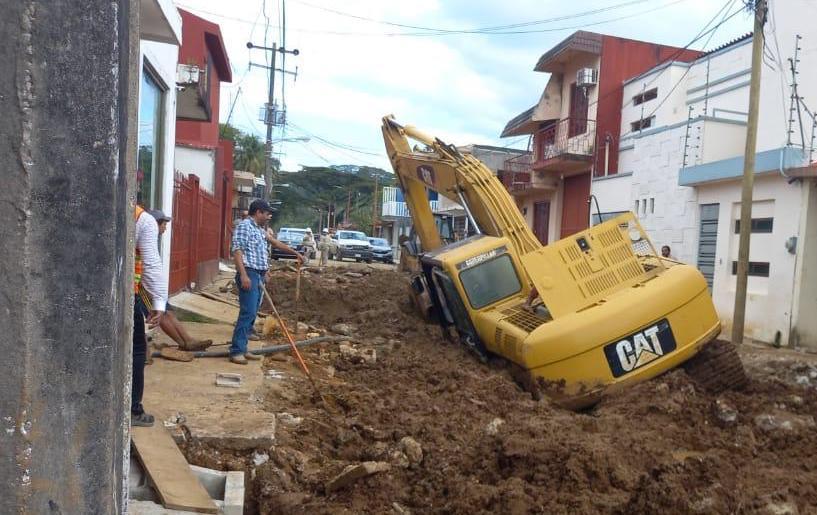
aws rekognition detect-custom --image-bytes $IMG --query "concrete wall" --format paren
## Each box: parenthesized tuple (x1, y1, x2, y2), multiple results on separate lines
(697, 175, 805, 345)
(590, 172, 633, 217)
(756, 0, 817, 153)
(792, 182, 817, 349)
(176, 145, 217, 192)
(610, 122, 700, 263)
(621, 63, 692, 136)
(0, 1, 135, 512)
(140, 39, 179, 284)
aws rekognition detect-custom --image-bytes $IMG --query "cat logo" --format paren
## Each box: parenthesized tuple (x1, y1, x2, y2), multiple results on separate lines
(416, 165, 435, 186)
(603, 319, 677, 378)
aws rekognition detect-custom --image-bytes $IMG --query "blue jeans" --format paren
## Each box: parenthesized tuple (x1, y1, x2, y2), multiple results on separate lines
(230, 269, 264, 356)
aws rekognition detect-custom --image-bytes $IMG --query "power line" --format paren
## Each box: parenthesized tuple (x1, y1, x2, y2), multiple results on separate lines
(641, 0, 740, 121)
(175, 0, 690, 38)
(289, 0, 652, 34)
(583, 0, 743, 116)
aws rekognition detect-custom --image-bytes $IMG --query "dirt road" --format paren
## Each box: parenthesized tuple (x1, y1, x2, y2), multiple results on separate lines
(184, 264, 817, 514)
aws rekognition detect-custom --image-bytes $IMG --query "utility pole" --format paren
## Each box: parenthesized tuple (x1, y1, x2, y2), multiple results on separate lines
(345, 188, 352, 225)
(246, 42, 299, 200)
(372, 174, 379, 235)
(732, 0, 767, 344)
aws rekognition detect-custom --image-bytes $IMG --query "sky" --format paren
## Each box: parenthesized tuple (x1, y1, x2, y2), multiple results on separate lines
(172, 0, 754, 172)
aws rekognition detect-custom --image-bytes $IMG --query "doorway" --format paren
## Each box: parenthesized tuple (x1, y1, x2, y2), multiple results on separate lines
(533, 201, 550, 245)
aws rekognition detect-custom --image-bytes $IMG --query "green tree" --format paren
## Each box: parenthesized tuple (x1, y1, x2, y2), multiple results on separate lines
(219, 123, 269, 177)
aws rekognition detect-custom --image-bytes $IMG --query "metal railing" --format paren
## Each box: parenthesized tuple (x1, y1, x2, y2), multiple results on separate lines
(381, 199, 439, 218)
(534, 118, 595, 163)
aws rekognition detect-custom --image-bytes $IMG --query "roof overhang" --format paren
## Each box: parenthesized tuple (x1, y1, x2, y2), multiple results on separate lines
(679, 147, 809, 186)
(140, 0, 181, 46)
(534, 31, 602, 73)
(501, 105, 539, 138)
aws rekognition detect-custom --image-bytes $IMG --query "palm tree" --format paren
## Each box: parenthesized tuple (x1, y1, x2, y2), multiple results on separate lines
(235, 133, 266, 176)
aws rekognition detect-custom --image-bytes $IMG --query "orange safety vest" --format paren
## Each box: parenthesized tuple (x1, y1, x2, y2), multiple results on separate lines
(134, 205, 144, 294)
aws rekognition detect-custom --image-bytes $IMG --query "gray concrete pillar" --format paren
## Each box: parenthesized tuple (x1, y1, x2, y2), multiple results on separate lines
(0, 1, 137, 513)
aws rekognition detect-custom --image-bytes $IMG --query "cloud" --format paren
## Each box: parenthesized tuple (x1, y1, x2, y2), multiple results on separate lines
(176, 0, 752, 170)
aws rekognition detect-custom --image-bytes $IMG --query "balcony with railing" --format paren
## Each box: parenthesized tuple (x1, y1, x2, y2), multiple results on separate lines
(501, 152, 558, 196)
(532, 117, 595, 175)
(381, 186, 439, 218)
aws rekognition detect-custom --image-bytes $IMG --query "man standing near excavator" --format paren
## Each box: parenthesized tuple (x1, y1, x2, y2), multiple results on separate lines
(229, 200, 302, 364)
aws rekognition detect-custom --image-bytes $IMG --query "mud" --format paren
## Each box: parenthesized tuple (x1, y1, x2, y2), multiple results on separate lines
(185, 266, 817, 514)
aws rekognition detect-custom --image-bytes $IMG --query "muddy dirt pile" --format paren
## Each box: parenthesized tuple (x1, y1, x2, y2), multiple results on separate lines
(187, 267, 817, 514)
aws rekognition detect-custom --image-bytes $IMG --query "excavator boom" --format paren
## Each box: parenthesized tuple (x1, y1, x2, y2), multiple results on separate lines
(382, 116, 541, 262)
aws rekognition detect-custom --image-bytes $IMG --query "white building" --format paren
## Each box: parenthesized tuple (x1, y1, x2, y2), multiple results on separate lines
(138, 0, 182, 280)
(591, 0, 817, 348)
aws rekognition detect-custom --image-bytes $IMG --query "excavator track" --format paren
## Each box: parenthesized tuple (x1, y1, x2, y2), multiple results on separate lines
(683, 340, 748, 393)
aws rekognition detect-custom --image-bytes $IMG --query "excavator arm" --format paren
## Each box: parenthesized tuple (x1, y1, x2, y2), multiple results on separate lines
(381, 116, 541, 261)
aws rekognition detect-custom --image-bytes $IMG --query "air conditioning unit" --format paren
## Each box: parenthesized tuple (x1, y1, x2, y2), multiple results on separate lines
(176, 64, 202, 86)
(577, 68, 598, 87)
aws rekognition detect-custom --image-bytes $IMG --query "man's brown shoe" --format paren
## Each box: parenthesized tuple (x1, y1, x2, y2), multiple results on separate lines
(229, 354, 248, 365)
(244, 352, 262, 361)
(180, 339, 213, 352)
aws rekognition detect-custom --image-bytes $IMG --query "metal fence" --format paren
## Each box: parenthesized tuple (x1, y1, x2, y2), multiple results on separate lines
(169, 172, 222, 293)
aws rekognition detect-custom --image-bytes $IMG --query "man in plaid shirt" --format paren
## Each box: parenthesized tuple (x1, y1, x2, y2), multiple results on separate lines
(229, 199, 302, 364)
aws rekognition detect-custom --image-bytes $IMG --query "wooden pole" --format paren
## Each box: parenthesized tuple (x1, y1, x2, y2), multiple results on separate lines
(732, 0, 767, 344)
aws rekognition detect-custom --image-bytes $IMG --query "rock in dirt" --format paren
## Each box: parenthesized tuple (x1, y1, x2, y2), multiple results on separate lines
(306, 332, 321, 339)
(392, 502, 411, 514)
(712, 399, 738, 425)
(399, 437, 423, 466)
(754, 413, 816, 432)
(485, 417, 505, 436)
(253, 451, 270, 466)
(277, 412, 303, 427)
(345, 272, 364, 279)
(390, 450, 410, 468)
(331, 323, 354, 336)
(295, 322, 310, 333)
(325, 461, 391, 493)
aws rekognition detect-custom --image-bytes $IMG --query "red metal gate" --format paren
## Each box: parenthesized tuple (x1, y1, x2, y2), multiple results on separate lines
(170, 173, 222, 293)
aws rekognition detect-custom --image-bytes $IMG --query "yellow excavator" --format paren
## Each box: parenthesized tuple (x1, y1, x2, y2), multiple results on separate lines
(382, 116, 744, 408)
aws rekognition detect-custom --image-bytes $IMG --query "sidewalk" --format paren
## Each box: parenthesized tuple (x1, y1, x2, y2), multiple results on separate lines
(143, 274, 280, 450)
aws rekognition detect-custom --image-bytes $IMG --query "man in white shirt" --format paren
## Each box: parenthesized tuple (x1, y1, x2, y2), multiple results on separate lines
(132, 204, 168, 426)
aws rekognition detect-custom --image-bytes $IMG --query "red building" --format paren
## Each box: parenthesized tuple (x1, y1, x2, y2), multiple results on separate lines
(170, 9, 234, 293)
(501, 31, 700, 242)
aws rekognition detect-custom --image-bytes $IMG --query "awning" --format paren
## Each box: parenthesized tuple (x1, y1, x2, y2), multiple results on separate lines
(140, 0, 181, 46)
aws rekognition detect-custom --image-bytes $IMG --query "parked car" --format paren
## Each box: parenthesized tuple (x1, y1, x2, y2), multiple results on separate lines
(330, 230, 373, 262)
(368, 237, 394, 264)
(272, 227, 316, 260)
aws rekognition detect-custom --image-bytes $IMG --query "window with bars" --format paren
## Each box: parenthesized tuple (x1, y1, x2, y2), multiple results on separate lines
(633, 88, 658, 105)
(731, 261, 770, 277)
(734, 217, 774, 234)
(631, 116, 655, 132)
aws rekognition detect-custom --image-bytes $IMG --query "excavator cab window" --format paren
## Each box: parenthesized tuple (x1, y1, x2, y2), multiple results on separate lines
(430, 267, 486, 356)
(459, 255, 522, 310)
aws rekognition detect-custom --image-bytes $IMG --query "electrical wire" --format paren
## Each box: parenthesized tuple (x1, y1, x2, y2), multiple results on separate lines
(588, 0, 741, 115)
(175, 0, 689, 38)
(289, 0, 652, 34)
(641, 0, 740, 122)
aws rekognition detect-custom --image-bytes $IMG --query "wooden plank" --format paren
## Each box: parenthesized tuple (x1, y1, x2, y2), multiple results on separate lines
(131, 425, 218, 514)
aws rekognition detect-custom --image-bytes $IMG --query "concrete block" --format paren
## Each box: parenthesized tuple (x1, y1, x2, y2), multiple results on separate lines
(129, 457, 245, 514)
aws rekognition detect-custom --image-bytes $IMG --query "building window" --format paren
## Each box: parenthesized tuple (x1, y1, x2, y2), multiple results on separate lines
(631, 116, 655, 132)
(592, 211, 628, 225)
(734, 217, 774, 234)
(137, 67, 165, 209)
(649, 198, 655, 214)
(731, 261, 770, 277)
(633, 88, 658, 106)
(634, 200, 640, 213)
